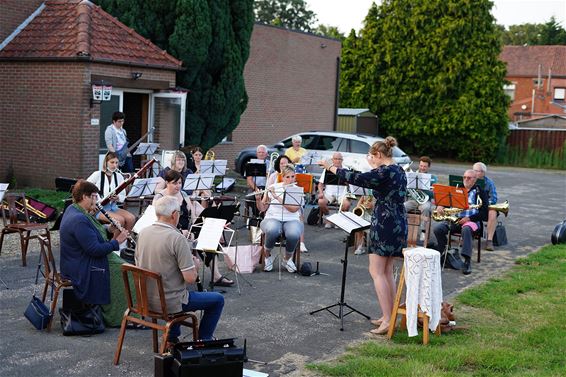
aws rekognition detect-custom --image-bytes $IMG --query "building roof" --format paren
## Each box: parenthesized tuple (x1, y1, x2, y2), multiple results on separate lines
(501, 45, 566, 78)
(0, 0, 182, 70)
(338, 108, 373, 116)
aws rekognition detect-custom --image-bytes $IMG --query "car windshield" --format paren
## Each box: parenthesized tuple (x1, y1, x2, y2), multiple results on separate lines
(311, 136, 342, 151)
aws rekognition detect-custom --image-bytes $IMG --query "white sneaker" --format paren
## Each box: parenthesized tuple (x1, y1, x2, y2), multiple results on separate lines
(300, 242, 308, 253)
(264, 255, 274, 272)
(282, 258, 297, 273)
(354, 246, 367, 255)
(324, 222, 333, 229)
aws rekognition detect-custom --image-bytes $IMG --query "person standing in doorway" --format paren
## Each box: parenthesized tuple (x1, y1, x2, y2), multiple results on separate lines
(104, 111, 133, 173)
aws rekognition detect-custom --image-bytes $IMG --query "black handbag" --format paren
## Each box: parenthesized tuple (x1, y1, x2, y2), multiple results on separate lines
(59, 305, 105, 336)
(307, 206, 321, 225)
(493, 222, 508, 247)
(24, 295, 51, 330)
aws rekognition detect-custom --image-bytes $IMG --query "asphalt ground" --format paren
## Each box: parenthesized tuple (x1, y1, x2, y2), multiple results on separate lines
(0, 163, 565, 376)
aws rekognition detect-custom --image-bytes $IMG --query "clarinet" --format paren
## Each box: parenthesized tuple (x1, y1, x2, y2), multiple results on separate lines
(99, 158, 157, 207)
(184, 231, 204, 292)
(96, 203, 136, 248)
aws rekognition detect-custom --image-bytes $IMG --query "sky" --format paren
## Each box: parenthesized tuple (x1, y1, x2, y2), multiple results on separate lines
(307, 0, 566, 34)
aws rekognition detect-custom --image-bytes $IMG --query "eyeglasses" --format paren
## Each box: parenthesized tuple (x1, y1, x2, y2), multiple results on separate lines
(332, 158, 343, 160)
(463, 176, 475, 179)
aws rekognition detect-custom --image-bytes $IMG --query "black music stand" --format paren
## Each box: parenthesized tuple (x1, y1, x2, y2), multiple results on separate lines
(184, 174, 215, 196)
(127, 178, 160, 197)
(406, 172, 431, 191)
(310, 211, 371, 330)
(200, 160, 228, 176)
(244, 162, 267, 226)
(133, 143, 159, 156)
(449, 175, 485, 190)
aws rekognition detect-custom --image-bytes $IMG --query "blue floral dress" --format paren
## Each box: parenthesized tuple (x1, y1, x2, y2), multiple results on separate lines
(337, 164, 408, 257)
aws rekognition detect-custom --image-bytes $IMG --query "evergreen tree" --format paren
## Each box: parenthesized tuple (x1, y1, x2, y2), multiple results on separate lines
(353, 0, 509, 161)
(95, 0, 254, 149)
(314, 24, 345, 41)
(254, 0, 317, 32)
(500, 18, 566, 45)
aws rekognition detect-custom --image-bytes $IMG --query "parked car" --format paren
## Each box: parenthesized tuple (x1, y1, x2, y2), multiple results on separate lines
(234, 131, 411, 176)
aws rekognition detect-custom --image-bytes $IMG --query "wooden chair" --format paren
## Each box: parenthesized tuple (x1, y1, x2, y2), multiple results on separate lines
(37, 235, 72, 332)
(113, 264, 199, 365)
(0, 192, 52, 266)
(387, 213, 441, 345)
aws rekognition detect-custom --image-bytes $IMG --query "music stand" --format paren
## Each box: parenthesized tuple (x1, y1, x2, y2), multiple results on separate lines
(432, 184, 469, 209)
(0, 183, 9, 288)
(191, 217, 230, 292)
(133, 143, 159, 156)
(200, 160, 228, 176)
(349, 184, 372, 196)
(406, 172, 431, 191)
(127, 178, 160, 198)
(449, 175, 485, 190)
(184, 174, 215, 195)
(310, 211, 371, 330)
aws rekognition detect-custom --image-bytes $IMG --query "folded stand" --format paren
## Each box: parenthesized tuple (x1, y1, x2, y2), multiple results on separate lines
(310, 211, 371, 330)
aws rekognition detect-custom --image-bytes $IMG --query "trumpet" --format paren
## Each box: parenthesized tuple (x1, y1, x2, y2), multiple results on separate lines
(489, 200, 509, 217)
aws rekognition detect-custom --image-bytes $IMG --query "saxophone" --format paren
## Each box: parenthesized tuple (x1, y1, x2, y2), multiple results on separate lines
(432, 196, 483, 222)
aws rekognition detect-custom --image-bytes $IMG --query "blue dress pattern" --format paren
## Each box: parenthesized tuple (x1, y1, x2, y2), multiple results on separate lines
(337, 164, 408, 257)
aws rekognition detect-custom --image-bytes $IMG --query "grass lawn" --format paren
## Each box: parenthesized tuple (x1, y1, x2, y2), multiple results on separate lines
(22, 188, 69, 211)
(309, 244, 566, 377)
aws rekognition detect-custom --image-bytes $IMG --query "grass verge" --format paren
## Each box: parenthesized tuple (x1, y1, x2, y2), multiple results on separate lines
(23, 188, 69, 211)
(308, 244, 566, 377)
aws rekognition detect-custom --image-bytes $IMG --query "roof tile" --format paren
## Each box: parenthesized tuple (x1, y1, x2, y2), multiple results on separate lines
(0, 0, 182, 70)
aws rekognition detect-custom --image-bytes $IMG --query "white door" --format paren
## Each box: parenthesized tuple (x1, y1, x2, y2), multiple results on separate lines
(150, 91, 187, 150)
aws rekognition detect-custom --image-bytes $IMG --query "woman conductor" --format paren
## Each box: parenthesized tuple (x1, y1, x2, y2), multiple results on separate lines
(319, 136, 407, 335)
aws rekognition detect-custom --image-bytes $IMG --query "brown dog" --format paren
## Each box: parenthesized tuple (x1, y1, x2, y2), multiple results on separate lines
(418, 302, 467, 333)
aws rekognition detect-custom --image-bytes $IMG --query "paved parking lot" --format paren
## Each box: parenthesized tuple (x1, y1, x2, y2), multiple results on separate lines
(0, 163, 564, 376)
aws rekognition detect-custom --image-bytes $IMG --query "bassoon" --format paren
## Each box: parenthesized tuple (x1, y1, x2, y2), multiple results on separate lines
(98, 158, 157, 207)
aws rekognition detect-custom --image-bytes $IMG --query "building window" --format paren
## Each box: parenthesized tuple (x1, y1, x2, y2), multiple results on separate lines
(503, 84, 516, 101)
(532, 78, 543, 86)
(220, 132, 233, 143)
(554, 87, 565, 101)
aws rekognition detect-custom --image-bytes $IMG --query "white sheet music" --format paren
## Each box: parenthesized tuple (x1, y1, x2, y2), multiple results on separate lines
(133, 205, 157, 234)
(0, 183, 8, 202)
(327, 212, 370, 234)
(127, 177, 161, 197)
(195, 217, 227, 251)
(249, 159, 265, 164)
(406, 172, 431, 190)
(184, 174, 215, 191)
(200, 160, 228, 175)
(133, 142, 159, 155)
(281, 185, 304, 206)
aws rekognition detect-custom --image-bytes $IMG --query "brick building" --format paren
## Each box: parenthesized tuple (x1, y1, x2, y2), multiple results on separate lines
(212, 24, 341, 167)
(0, 0, 184, 188)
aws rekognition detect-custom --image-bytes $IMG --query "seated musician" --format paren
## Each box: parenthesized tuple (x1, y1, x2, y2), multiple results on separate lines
(59, 180, 129, 324)
(244, 145, 269, 223)
(87, 152, 136, 248)
(404, 156, 437, 217)
(318, 152, 352, 229)
(255, 165, 303, 273)
(432, 169, 488, 275)
(190, 147, 211, 206)
(136, 196, 224, 343)
(284, 135, 307, 164)
(473, 162, 498, 251)
(153, 170, 233, 287)
(155, 150, 193, 193)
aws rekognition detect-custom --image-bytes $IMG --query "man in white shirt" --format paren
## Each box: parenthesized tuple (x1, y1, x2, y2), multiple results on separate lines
(318, 152, 352, 228)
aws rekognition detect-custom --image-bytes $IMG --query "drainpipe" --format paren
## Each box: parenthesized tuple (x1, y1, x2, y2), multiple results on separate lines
(333, 57, 340, 131)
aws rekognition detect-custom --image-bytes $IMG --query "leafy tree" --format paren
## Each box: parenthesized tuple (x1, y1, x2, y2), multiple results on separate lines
(314, 24, 345, 40)
(538, 17, 566, 45)
(94, 0, 254, 149)
(254, 0, 317, 32)
(500, 17, 566, 45)
(349, 0, 509, 161)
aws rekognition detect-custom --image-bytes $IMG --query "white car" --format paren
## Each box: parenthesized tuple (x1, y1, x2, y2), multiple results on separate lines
(235, 131, 411, 176)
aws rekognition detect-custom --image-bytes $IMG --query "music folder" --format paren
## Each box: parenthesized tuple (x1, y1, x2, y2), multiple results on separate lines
(432, 184, 469, 209)
(245, 160, 266, 177)
(327, 212, 370, 234)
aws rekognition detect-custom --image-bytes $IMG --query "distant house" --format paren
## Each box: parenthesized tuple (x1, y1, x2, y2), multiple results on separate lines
(500, 45, 566, 122)
(336, 108, 378, 135)
(0, 0, 185, 187)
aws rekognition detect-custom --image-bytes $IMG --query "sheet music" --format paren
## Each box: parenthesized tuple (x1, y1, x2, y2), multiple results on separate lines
(280, 185, 304, 206)
(327, 211, 370, 234)
(200, 160, 228, 175)
(127, 177, 161, 197)
(132, 205, 157, 234)
(249, 159, 265, 165)
(406, 172, 431, 190)
(0, 183, 8, 202)
(133, 142, 159, 155)
(349, 184, 371, 196)
(184, 174, 215, 191)
(195, 217, 227, 251)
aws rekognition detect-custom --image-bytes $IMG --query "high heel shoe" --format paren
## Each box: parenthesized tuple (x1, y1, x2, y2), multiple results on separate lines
(370, 322, 390, 335)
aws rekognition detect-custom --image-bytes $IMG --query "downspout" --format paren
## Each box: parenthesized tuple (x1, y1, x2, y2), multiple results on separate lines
(333, 56, 340, 131)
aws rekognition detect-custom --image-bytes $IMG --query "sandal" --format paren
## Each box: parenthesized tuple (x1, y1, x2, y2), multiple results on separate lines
(214, 277, 234, 287)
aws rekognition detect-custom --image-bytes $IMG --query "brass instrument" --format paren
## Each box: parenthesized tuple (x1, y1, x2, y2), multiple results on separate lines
(338, 191, 356, 213)
(407, 188, 429, 205)
(489, 200, 509, 217)
(353, 195, 372, 217)
(268, 152, 279, 176)
(204, 149, 215, 160)
(432, 196, 483, 222)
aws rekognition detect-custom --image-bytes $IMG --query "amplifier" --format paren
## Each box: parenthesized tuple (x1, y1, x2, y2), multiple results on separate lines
(155, 338, 246, 377)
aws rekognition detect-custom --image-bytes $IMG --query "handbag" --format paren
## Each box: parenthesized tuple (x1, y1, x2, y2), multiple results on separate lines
(493, 222, 508, 247)
(307, 206, 321, 225)
(59, 305, 105, 336)
(24, 295, 51, 330)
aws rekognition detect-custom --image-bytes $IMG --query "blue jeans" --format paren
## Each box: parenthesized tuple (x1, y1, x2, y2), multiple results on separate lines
(260, 218, 303, 256)
(169, 291, 224, 341)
